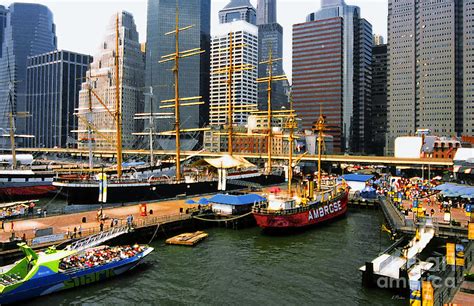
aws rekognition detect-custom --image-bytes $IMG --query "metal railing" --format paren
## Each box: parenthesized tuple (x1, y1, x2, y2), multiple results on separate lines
(65, 225, 129, 252)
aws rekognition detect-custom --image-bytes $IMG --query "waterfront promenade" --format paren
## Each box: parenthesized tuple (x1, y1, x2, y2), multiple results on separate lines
(0, 197, 200, 243)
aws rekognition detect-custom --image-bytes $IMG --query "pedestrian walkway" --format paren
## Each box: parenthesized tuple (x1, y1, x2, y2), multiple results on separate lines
(0, 197, 197, 243)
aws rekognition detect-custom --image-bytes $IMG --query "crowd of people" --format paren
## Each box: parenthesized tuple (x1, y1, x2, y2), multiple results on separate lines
(0, 205, 26, 220)
(59, 245, 146, 270)
(0, 272, 22, 286)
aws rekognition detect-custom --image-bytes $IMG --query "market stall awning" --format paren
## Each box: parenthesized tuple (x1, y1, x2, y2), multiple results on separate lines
(204, 154, 255, 169)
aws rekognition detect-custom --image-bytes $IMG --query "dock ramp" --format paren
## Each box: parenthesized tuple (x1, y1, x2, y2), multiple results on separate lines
(65, 226, 129, 253)
(360, 225, 435, 287)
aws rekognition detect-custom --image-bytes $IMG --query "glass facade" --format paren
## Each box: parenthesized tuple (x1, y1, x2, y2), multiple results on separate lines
(0, 3, 57, 148)
(0, 6, 7, 58)
(256, 0, 276, 25)
(301, 0, 372, 153)
(258, 23, 288, 112)
(145, 0, 210, 150)
(219, 0, 256, 25)
(25, 50, 92, 148)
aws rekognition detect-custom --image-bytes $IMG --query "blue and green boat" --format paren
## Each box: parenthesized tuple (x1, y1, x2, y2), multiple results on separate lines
(0, 243, 153, 304)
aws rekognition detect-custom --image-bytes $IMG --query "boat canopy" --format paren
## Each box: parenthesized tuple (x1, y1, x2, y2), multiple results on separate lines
(204, 154, 255, 169)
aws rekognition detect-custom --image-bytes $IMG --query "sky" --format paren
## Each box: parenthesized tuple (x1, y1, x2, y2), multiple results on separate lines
(2, 0, 388, 82)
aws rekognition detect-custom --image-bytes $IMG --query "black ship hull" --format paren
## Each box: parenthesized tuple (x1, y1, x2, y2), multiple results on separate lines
(54, 173, 284, 205)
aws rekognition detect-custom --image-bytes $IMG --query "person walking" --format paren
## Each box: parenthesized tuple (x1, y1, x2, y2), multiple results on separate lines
(78, 225, 82, 237)
(99, 221, 104, 232)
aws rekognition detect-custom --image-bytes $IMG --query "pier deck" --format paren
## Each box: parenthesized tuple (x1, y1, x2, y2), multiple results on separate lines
(0, 197, 200, 244)
(378, 197, 469, 239)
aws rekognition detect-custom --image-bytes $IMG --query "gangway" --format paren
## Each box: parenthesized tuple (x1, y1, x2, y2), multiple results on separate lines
(65, 226, 129, 253)
(360, 224, 435, 288)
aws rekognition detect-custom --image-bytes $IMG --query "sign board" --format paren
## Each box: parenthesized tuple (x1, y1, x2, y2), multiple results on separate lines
(455, 244, 465, 267)
(31, 233, 65, 246)
(469, 223, 474, 240)
(413, 199, 418, 208)
(35, 227, 53, 237)
(421, 280, 434, 306)
(446, 243, 455, 265)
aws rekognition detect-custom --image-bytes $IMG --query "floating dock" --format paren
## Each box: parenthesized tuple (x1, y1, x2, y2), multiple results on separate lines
(165, 231, 208, 246)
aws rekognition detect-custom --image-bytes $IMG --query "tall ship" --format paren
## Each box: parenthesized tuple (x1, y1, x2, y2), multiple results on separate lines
(252, 112, 349, 231)
(53, 12, 283, 205)
(0, 243, 153, 304)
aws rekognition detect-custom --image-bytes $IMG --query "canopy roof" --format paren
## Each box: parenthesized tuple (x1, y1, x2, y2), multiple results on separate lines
(434, 183, 474, 198)
(204, 154, 255, 169)
(339, 174, 374, 183)
(208, 193, 266, 206)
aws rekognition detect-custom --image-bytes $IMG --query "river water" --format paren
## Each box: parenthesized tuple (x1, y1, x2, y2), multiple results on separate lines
(24, 210, 405, 305)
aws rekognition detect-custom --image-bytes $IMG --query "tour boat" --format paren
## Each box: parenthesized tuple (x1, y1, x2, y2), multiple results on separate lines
(0, 243, 153, 304)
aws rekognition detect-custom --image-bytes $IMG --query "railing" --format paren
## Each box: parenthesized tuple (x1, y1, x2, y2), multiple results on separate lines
(65, 225, 129, 252)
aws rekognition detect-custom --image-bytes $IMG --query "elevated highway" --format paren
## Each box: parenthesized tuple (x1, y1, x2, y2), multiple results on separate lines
(15, 147, 453, 167)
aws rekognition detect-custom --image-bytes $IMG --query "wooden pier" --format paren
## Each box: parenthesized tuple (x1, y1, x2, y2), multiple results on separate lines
(165, 231, 208, 246)
(378, 196, 469, 239)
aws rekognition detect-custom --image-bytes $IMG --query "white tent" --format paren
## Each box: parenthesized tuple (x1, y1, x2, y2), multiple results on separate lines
(204, 154, 255, 169)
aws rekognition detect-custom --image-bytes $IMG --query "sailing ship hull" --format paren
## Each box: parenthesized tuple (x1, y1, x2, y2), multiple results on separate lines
(0, 248, 152, 305)
(0, 173, 55, 200)
(253, 192, 349, 231)
(54, 173, 284, 205)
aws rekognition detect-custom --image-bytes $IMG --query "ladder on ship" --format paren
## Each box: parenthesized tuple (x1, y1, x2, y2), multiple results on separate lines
(227, 179, 263, 189)
(65, 226, 130, 253)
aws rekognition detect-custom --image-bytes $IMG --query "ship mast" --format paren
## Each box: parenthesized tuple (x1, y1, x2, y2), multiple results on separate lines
(115, 13, 123, 178)
(87, 80, 94, 170)
(148, 87, 154, 166)
(257, 48, 286, 174)
(227, 32, 234, 155)
(212, 32, 257, 155)
(287, 96, 296, 196)
(5, 48, 31, 170)
(315, 112, 325, 192)
(159, 3, 206, 181)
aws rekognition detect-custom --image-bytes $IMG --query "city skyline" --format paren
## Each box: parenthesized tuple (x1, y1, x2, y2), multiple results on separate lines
(5, 0, 389, 83)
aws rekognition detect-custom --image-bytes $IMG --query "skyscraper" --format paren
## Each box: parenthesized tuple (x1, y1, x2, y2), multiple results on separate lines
(145, 0, 210, 150)
(209, 20, 258, 126)
(293, 0, 372, 153)
(387, 0, 464, 154)
(0, 6, 8, 58)
(373, 34, 384, 46)
(219, 0, 256, 25)
(0, 3, 57, 147)
(256, 0, 276, 25)
(77, 11, 144, 150)
(370, 44, 388, 156)
(25, 50, 92, 148)
(257, 0, 288, 112)
(464, 0, 474, 137)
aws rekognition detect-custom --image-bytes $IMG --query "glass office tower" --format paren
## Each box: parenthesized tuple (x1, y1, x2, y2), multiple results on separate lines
(0, 3, 57, 147)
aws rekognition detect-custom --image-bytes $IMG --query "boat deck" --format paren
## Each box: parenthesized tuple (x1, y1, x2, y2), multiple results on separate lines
(165, 231, 208, 246)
